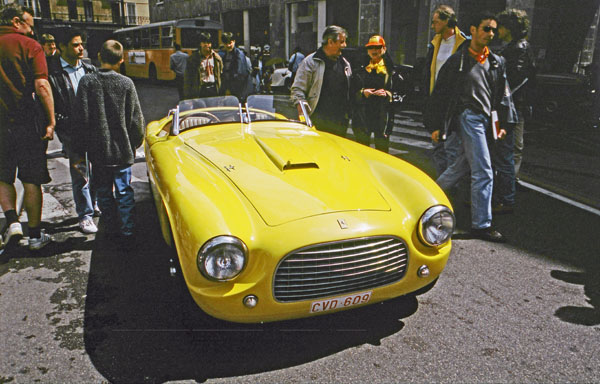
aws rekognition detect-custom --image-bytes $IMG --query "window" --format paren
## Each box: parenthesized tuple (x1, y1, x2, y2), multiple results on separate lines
(141, 28, 150, 48)
(84, 1, 93, 22)
(133, 30, 141, 49)
(180, 29, 197, 49)
(161, 26, 173, 48)
(127, 3, 136, 25)
(150, 27, 160, 48)
(67, 0, 78, 20)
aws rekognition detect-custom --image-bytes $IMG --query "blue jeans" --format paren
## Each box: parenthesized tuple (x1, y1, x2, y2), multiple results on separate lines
(431, 131, 461, 177)
(94, 165, 135, 236)
(437, 109, 493, 229)
(492, 123, 515, 206)
(60, 134, 95, 220)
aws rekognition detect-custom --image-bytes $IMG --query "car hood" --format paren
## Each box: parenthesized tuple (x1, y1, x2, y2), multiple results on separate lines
(184, 125, 390, 226)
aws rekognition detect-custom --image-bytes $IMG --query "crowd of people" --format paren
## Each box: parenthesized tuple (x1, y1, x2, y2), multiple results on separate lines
(0, 3, 143, 253)
(291, 6, 535, 243)
(0, 3, 536, 254)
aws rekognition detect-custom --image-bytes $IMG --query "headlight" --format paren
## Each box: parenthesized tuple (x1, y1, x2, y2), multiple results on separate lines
(197, 236, 248, 281)
(418, 205, 455, 246)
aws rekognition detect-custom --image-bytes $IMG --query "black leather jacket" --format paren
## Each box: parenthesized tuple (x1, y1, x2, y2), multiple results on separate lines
(424, 44, 517, 139)
(47, 55, 97, 136)
(496, 38, 536, 107)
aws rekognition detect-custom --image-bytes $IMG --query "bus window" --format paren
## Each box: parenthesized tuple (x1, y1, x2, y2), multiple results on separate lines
(141, 29, 150, 49)
(161, 26, 173, 48)
(122, 32, 133, 49)
(133, 30, 141, 49)
(180, 29, 198, 49)
(150, 27, 160, 48)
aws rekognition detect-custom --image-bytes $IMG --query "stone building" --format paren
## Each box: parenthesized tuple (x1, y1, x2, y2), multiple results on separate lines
(3, 0, 150, 60)
(147, 0, 599, 76)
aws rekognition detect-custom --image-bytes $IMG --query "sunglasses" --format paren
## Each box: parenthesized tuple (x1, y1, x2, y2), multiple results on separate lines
(482, 26, 498, 34)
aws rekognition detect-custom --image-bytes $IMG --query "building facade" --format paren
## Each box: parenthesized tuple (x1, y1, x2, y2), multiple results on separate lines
(147, 0, 599, 75)
(3, 0, 150, 61)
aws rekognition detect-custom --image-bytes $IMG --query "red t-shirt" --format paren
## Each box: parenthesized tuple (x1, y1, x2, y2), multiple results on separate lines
(0, 26, 48, 122)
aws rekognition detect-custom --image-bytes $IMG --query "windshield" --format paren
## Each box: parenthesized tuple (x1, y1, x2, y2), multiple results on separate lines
(172, 95, 310, 134)
(245, 95, 302, 122)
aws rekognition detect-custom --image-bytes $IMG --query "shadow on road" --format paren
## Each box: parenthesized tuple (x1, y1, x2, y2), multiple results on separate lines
(83, 182, 417, 383)
(451, 185, 600, 327)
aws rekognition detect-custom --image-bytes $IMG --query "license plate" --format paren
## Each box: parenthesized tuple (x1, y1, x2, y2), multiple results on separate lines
(310, 291, 372, 313)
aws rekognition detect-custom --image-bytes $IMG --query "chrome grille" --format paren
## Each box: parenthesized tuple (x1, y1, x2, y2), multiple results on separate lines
(273, 236, 408, 302)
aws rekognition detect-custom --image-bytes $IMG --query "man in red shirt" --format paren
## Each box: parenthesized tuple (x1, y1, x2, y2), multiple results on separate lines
(0, 3, 56, 252)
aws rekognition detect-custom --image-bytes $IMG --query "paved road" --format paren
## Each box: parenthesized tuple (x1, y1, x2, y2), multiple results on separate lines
(1, 82, 599, 383)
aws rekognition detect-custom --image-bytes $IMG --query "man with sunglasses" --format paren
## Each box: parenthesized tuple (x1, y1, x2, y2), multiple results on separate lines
(426, 11, 516, 243)
(0, 3, 56, 251)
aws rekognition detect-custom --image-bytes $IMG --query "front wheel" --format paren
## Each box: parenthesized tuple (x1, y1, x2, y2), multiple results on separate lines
(148, 64, 157, 84)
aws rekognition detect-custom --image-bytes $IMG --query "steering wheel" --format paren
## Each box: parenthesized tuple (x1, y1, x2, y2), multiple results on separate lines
(190, 111, 220, 123)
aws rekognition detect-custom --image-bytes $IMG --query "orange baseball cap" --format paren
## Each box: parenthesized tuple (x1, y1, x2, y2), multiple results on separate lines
(365, 35, 385, 47)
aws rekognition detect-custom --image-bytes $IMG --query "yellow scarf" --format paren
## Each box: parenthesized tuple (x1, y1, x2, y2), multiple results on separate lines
(365, 59, 387, 75)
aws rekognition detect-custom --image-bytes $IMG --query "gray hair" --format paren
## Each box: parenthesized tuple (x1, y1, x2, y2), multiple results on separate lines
(0, 3, 33, 26)
(321, 25, 347, 47)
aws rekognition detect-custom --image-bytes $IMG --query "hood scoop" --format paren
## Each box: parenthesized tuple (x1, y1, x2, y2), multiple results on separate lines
(253, 135, 319, 171)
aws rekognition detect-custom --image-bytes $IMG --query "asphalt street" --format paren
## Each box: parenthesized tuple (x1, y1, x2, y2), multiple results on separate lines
(0, 81, 599, 383)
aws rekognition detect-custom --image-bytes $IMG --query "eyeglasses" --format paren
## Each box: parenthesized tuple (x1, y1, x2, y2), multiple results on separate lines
(17, 18, 34, 29)
(482, 26, 498, 34)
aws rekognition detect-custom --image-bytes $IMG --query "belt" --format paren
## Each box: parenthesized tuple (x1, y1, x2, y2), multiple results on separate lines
(201, 83, 216, 88)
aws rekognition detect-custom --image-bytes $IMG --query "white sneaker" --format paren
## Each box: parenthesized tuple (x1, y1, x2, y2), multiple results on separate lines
(28, 230, 53, 251)
(79, 217, 98, 234)
(3, 222, 23, 249)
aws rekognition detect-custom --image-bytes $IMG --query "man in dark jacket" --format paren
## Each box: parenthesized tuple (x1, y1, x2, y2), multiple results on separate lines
(219, 32, 249, 100)
(427, 11, 516, 243)
(48, 29, 99, 234)
(495, 9, 536, 213)
(183, 32, 223, 99)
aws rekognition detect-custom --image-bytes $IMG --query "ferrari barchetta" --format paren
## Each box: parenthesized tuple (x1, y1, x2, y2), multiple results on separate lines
(144, 95, 454, 323)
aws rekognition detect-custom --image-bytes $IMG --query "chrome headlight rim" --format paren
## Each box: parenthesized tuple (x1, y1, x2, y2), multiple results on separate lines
(418, 205, 455, 247)
(197, 235, 248, 282)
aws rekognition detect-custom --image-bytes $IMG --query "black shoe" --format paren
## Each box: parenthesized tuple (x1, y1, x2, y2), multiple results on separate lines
(470, 227, 507, 243)
(492, 203, 514, 215)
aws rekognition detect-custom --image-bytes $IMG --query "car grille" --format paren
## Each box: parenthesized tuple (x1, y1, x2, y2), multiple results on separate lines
(273, 236, 408, 302)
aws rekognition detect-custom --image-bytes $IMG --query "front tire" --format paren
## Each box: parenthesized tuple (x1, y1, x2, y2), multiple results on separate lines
(148, 64, 157, 84)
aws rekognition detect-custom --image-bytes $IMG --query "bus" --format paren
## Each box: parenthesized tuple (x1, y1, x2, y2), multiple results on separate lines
(113, 18, 222, 81)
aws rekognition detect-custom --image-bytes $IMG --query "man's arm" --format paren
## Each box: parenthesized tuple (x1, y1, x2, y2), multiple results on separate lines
(127, 83, 145, 149)
(34, 78, 55, 140)
(290, 58, 311, 113)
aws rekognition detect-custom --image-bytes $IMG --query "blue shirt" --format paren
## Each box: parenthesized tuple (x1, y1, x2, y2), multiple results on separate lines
(60, 57, 86, 94)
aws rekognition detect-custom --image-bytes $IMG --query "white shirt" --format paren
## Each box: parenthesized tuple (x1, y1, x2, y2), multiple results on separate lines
(200, 56, 215, 83)
(435, 34, 456, 82)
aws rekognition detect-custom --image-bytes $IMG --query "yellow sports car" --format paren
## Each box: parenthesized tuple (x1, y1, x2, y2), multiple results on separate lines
(144, 95, 454, 323)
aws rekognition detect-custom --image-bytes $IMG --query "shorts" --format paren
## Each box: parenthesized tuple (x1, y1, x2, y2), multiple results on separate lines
(0, 119, 50, 185)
